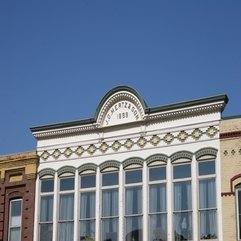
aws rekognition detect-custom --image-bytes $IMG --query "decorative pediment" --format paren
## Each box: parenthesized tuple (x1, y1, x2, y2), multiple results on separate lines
(95, 86, 147, 127)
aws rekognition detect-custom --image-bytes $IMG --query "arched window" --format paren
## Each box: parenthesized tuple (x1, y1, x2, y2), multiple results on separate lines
(236, 184, 241, 240)
(39, 174, 54, 241)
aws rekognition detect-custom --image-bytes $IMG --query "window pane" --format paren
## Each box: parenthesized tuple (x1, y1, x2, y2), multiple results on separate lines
(174, 181, 192, 211)
(173, 164, 191, 179)
(60, 177, 74, 191)
(40, 196, 53, 222)
(149, 184, 166, 213)
(102, 218, 118, 241)
(125, 216, 142, 241)
(199, 179, 216, 209)
(10, 200, 22, 226)
(150, 214, 167, 241)
(200, 210, 217, 239)
(125, 187, 142, 215)
(102, 172, 119, 186)
(174, 212, 192, 241)
(199, 161, 215, 176)
(79, 220, 95, 240)
(149, 166, 166, 181)
(81, 175, 96, 188)
(80, 192, 95, 218)
(9, 227, 20, 241)
(125, 170, 142, 184)
(238, 191, 241, 215)
(41, 179, 54, 193)
(59, 222, 74, 241)
(40, 223, 53, 241)
(102, 189, 118, 217)
(59, 194, 74, 220)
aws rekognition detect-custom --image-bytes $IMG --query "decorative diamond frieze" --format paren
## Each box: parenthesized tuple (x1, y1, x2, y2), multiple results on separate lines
(124, 139, 134, 149)
(53, 149, 61, 159)
(150, 135, 160, 146)
(76, 146, 84, 156)
(224, 150, 228, 156)
(112, 141, 121, 151)
(163, 133, 174, 144)
(41, 151, 50, 160)
(206, 126, 218, 137)
(231, 149, 236, 155)
(192, 128, 202, 140)
(64, 148, 72, 157)
(137, 137, 147, 147)
(177, 131, 188, 142)
(100, 142, 109, 153)
(87, 144, 96, 155)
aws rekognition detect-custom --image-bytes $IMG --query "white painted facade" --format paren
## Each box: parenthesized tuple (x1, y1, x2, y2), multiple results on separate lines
(31, 86, 228, 241)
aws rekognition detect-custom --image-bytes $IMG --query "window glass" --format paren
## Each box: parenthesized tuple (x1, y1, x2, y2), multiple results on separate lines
(150, 214, 167, 241)
(102, 189, 118, 217)
(102, 172, 119, 186)
(173, 164, 191, 179)
(199, 179, 216, 209)
(81, 174, 96, 188)
(80, 192, 96, 218)
(199, 161, 215, 176)
(174, 212, 193, 240)
(41, 179, 54, 193)
(200, 210, 217, 239)
(125, 169, 142, 184)
(60, 177, 75, 191)
(149, 166, 166, 181)
(174, 181, 192, 211)
(40, 224, 53, 241)
(40, 196, 53, 222)
(9, 199, 22, 241)
(125, 216, 142, 241)
(149, 183, 166, 213)
(125, 187, 142, 215)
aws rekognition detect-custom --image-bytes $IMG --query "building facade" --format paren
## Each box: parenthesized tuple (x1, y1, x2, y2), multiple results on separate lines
(31, 86, 228, 241)
(0, 151, 38, 241)
(220, 116, 241, 241)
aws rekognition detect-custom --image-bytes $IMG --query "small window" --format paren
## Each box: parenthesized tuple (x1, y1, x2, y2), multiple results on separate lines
(41, 179, 54, 193)
(125, 169, 142, 184)
(60, 177, 75, 191)
(9, 199, 22, 241)
(199, 160, 215, 176)
(173, 164, 191, 179)
(81, 174, 96, 188)
(102, 172, 118, 186)
(149, 166, 166, 181)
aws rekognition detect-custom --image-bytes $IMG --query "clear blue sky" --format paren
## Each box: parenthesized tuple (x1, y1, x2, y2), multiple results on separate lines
(0, 1, 241, 155)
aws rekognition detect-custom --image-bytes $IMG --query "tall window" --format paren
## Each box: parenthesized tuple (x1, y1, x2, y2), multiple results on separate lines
(58, 176, 75, 241)
(40, 178, 54, 241)
(125, 169, 143, 241)
(9, 199, 22, 241)
(80, 173, 96, 240)
(173, 163, 192, 241)
(198, 160, 217, 240)
(149, 166, 167, 241)
(236, 184, 241, 240)
(101, 172, 119, 241)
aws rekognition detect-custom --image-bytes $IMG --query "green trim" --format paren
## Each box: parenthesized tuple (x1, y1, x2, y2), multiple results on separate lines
(195, 148, 218, 160)
(123, 157, 144, 168)
(146, 154, 168, 166)
(170, 151, 193, 162)
(57, 166, 75, 176)
(147, 94, 228, 114)
(99, 160, 120, 171)
(39, 168, 55, 178)
(78, 163, 98, 173)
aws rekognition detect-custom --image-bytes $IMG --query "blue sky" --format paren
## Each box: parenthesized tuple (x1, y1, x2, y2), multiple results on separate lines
(0, 1, 241, 155)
